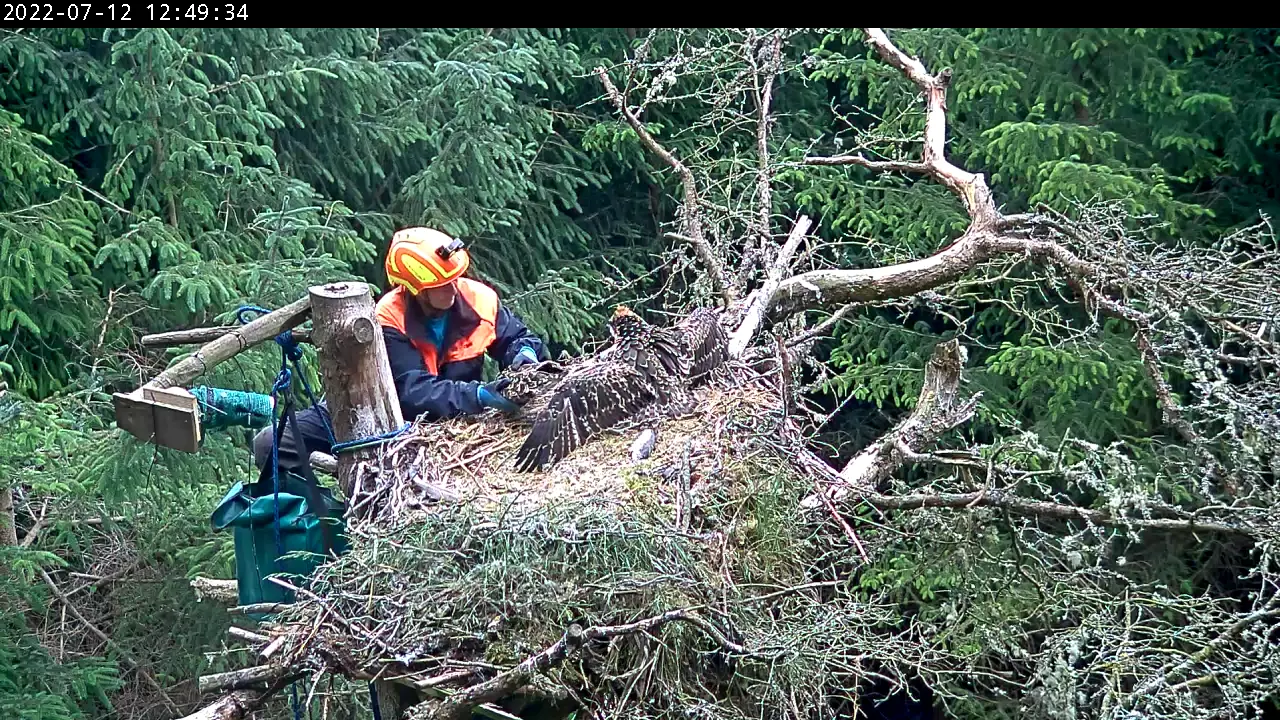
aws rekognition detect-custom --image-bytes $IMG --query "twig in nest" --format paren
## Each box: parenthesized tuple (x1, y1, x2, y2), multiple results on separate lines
(813, 479, 870, 563)
(423, 608, 745, 720)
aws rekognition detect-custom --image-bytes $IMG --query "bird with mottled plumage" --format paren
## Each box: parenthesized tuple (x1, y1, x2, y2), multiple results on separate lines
(512, 305, 728, 472)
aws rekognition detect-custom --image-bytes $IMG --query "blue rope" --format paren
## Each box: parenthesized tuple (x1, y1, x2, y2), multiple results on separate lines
(235, 304, 274, 326)
(276, 330, 335, 446)
(329, 423, 413, 455)
(237, 304, 409, 455)
(239, 303, 399, 720)
(240, 305, 310, 720)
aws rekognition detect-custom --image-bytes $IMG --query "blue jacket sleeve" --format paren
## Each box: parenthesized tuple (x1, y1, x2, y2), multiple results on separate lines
(382, 327, 485, 421)
(489, 303, 548, 368)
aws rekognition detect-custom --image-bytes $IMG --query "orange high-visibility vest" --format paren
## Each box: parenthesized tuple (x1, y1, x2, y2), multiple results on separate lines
(374, 279, 499, 375)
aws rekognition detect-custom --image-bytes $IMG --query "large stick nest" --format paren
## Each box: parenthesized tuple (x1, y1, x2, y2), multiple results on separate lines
(268, 367, 876, 719)
(343, 364, 786, 523)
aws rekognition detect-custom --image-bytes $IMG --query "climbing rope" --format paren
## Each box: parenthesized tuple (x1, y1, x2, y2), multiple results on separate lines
(237, 306, 323, 720)
(329, 422, 413, 455)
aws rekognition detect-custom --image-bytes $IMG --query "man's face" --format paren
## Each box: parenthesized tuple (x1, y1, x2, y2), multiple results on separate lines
(416, 282, 457, 313)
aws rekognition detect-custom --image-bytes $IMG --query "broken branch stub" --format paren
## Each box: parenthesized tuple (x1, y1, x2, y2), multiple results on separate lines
(802, 339, 976, 508)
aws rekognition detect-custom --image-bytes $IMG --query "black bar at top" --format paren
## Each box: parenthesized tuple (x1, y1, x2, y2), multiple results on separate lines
(0, 2, 273, 27)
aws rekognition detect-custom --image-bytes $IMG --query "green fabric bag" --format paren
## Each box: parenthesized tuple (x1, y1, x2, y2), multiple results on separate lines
(210, 472, 347, 615)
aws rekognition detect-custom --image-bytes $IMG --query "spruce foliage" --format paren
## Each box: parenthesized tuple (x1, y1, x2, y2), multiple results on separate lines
(1, 27, 1277, 719)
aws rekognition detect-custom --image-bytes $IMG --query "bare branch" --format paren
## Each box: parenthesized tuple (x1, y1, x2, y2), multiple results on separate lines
(739, 30, 784, 287)
(228, 602, 290, 616)
(801, 154, 930, 175)
(227, 626, 269, 645)
(199, 665, 283, 694)
(175, 691, 259, 720)
(424, 609, 744, 720)
(790, 303, 859, 346)
(40, 568, 179, 714)
(842, 339, 975, 487)
(860, 28, 999, 224)
(18, 498, 49, 548)
(729, 215, 813, 357)
(147, 294, 312, 390)
(597, 65, 735, 306)
(864, 490, 1256, 536)
(142, 325, 312, 348)
(766, 231, 1100, 320)
(1124, 602, 1280, 706)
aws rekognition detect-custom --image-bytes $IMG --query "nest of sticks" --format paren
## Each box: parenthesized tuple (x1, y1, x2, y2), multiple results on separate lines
(341, 364, 786, 526)
(256, 366, 868, 720)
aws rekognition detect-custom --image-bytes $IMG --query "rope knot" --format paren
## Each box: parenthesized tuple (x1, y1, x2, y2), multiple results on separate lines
(271, 367, 293, 396)
(275, 330, 305, 363)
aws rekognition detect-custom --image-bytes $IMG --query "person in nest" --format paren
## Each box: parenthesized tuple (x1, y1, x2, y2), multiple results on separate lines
(253, 226, 549, 473)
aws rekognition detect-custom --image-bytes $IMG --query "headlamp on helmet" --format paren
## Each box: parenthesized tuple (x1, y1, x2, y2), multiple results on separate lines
(437, 238, 466, 260)
(385, 227, 471, 294)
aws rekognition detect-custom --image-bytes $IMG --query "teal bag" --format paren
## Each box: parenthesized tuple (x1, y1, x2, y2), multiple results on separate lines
(211, 472, 347, 614)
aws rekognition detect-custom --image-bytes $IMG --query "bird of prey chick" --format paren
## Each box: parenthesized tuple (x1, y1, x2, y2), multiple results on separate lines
(512, 305, 728, 472)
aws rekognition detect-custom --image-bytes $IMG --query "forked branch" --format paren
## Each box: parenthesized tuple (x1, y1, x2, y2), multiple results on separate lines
(423, 609, 744, 720)
(596, 66, 735, 306)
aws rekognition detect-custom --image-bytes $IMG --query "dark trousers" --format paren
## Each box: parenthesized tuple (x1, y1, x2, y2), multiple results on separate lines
(252, 401, 336, 475)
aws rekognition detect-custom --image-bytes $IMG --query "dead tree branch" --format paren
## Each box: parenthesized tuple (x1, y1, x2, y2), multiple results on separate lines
(1123, 603, 1280, 708)
(423, 609, 744, 720)
(39, 568, 179, 714)
(863, 490, 1256, 536)
(142, 326, 311, 348)
(740, 29, 784, 287)
(191, 576, 240, 604)
(175, 691, 259, 720)
(802, 338, 976, 508)
(729, 215, 813, 357)
(198, 664, 283, 694)
(597, 65, 735, 306)
(148, 295, 312, 390)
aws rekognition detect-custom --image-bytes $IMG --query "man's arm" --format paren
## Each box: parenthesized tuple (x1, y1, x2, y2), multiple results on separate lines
(383, 328, 486, 420)
(489, 304, 548, 369)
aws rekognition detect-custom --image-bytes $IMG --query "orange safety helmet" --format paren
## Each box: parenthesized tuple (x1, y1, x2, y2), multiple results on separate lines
(385, 227, 471, 294)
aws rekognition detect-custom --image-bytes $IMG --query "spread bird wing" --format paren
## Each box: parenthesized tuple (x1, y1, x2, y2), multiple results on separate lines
(678, 308, 728, 382)
(618, 326, 688, 380)
(513, 360, 657, 473)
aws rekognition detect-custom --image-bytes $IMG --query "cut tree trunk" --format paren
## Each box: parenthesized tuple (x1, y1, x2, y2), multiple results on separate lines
(190, 576, 240, 604)
(306, 281, 410, 719)
(306, 282, 405, 498)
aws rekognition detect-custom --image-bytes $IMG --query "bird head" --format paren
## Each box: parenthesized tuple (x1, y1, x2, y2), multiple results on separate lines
(609, 305, 644, 341)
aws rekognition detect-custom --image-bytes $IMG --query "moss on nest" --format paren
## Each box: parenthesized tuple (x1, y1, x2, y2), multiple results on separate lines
(376, 379, 788, 513)
(276, 374, 863, 719)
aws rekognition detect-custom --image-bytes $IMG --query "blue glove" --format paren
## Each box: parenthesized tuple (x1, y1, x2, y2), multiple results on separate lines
(510, 345, 540, 369)
(477, 378, 520, 413)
